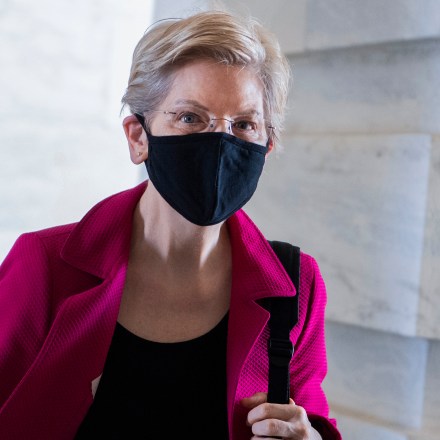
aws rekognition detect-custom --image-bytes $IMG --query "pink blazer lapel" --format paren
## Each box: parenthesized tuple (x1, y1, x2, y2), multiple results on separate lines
(227, 287, 269, 432)
(0, 264, 128, 439)
(225, 210, 296, 435)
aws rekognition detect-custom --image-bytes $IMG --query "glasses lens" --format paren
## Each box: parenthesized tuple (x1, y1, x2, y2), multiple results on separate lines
(155, 107, 268, 143)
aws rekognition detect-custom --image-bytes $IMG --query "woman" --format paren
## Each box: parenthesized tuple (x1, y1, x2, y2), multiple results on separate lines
(0, 9, 341, 440)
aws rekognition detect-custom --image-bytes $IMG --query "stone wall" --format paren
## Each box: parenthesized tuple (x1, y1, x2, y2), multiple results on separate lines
(156, 0, 440, 438)
(0, 0, 152, 261)
(240, 1, 439, 439)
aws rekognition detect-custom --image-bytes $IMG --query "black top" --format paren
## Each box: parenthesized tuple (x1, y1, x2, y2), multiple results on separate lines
(75, 313, 229, 439)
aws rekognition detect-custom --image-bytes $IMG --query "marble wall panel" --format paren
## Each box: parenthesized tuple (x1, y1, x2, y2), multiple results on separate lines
(286, 38, 440, 134)
(410, 435, 440, 440)
(304, 0, 440, 51)
(418, 341, 440, 437)
(245, 134, 431, 336)
(0, 0, 151, 263)
(220, 0, 307, 54)
(0, 0, 115, 125)
(153, 0, 307, 54)
(0, 122, 141, 263)
(153, 0, 204, 21)
(0, 0, 153, 125)
(155, 0, 440, 55)
(330, 411, 408, 440)
(418, 136, 440, 339)
(323, 321, 428, 428)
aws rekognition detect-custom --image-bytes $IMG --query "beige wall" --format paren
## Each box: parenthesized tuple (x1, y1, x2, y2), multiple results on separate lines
(0, 0, 153, 261)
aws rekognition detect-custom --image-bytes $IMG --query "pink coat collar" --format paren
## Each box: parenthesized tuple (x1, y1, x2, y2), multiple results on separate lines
(61, 180, 295, 299)
(61, 181, 146, 279)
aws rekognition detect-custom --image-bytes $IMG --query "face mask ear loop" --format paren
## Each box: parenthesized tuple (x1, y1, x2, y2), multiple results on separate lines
(134, 113, 148, 133)
(265, 136, 272, 151)
(134, 113, 151, 163)
(266, 126, 275, 150)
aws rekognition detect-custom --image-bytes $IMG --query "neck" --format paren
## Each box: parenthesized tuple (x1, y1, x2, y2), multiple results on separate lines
(132, 181, 230, 274)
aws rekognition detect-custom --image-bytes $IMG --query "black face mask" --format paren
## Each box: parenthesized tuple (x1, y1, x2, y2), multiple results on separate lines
(143, 130, 268, 226)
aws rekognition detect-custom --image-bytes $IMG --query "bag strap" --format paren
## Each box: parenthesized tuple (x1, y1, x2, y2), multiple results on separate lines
(266, 240, 301, 404)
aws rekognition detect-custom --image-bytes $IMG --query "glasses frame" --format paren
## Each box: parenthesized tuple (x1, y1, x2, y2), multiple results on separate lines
(135, 109, 275, 144)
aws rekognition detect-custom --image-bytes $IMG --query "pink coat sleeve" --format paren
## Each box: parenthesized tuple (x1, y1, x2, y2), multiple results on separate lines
(0, 233, 52, 409)
(290, 253, 342, 439)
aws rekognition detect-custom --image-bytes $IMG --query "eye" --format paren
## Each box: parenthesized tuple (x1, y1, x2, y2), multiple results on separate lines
(179, 112, 202, 124)
(233, 120, 257, 131)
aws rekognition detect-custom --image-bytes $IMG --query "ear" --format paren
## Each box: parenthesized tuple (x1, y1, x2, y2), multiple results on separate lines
(265, 138, 275, 158)
(123, 114, 148, 164)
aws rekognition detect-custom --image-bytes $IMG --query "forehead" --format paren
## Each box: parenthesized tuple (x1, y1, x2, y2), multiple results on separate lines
(162, 60, 265, 114)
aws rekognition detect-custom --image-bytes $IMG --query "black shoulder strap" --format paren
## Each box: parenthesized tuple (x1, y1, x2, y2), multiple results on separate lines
(267, 240, 301, 404)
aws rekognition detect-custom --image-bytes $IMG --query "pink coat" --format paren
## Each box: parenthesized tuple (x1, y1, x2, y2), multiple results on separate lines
(0, 181, 341, 439)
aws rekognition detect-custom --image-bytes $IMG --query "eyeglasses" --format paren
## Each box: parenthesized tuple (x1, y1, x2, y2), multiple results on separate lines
(137, 106, 275, 144)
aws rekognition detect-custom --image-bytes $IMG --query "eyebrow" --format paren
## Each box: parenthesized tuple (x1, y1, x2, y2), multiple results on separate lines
(173, 99, 261, 117)
(174, 99, 209, 111)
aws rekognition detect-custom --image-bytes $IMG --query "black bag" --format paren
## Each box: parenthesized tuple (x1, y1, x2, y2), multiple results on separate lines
(266, 240, 301, 404)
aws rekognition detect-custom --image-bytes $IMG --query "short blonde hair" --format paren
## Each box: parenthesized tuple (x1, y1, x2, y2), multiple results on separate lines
(121, 10, 291, 139)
